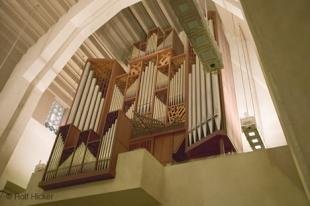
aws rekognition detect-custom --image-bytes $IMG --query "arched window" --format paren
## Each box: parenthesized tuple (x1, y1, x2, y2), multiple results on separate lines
(45, 101, 65, 133)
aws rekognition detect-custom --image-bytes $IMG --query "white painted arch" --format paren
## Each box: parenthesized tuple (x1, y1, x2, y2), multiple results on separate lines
(0, 0, 141, 178)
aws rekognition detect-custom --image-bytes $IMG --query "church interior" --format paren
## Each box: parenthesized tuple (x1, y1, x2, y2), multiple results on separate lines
(0, 0, 309, 205)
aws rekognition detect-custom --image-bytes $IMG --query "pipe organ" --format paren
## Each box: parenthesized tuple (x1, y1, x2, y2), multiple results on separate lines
(187, 55, 222, 146)
(40, 59, 132, 190)
(41, 14, 240, 189)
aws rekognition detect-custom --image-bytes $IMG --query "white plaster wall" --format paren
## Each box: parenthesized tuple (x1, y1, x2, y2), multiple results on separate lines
(0, 118, 55, 189)
(214, 4, 286, 151)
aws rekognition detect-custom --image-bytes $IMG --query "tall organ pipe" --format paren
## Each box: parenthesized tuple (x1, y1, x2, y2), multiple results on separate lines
(174, 71, 177, 104)
(150, 62, 156, 112)
(200, 61, 207, 137)
(188, 73, 192, 146)
(180, 65, 183, 103)
(94, 98, 104, 133)
(191, 64, 197, 142)
(144, 65, 150, 113)
(178, 69, 181, 103)
(212, 72, 221, 130)
(68, 63, 90, 125)
(74, 70, 93, 127)
(205, 71, 213, 133)
(148, 62, 154, 113)
(137, 71, 145, 113)
(151, 62, 156, 112)
(79, 78, 96, 130)
(84, 85, 99, 130)
(195, 56, 202, 140)
(90, 91, 102, 130)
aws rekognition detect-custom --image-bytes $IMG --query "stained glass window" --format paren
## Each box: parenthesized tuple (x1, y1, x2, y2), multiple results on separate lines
(45, 101, 65, 133)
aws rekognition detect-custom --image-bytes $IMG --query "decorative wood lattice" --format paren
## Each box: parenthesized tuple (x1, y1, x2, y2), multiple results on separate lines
(168, 104, 186, 124)
(129, 61, 142, 75)
(132, 112, 166, 137)
(158, 50, 172, 67)
(88, 59, 113, 81)
(171, 54, 186, 68)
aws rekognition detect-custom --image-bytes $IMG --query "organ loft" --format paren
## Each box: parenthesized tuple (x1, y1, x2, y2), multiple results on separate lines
(40, 12, 241, 190)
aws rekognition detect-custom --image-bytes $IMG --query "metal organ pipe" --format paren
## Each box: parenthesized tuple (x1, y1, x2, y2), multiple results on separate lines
(74, 70, 93, 127)
(70, 143, 85, 174)
(212, 72, 221, 130)
(187, 55, 223, 146)
(188, 73, 192, 146)
(153, 96, 165, 122)
(57, 151, 74, 177)
(137, 71, 145, 113)
(179, 65, 183, 103)
(143, 65, 150, 113)
(83, 147, 96, 171)
(79, 78, 96, 130)
(191, 64, 197, 142)
(148, 62, 154, 113)
(205, 71, 214, 133)
(68, 63, 90, 124)
(181, 60, 185, 102)
(94, 98, 104, 133)
(174, 71, 177, 104)
(45, 135, 64, 180)
(90, 91, 102, 130)
(195, 56, 202, 140)
(98, 130, 108, 169)
(173, 70, 177, 104)
(150, 62, 157, 112)
(106, 121, 117, 168)
(126, 102, 135, 119)
(200, 61, 207, 137)
(147, 63, 151, 112)
(170, 71, 175, 105)
(140, 70, 146, 113)
(137, 61, 157, 114)
(98, 120, 117, 170)
(178, 68, 181, 104)
(84, 85, 99, 130)
(110, 86, 116, 110)
(109, 85, 124, 112)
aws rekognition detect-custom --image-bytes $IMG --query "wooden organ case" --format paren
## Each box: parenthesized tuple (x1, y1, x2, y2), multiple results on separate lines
(40, 59, 132, 189)
(40, 13, 239, 190)
(127, 26, 236, 165)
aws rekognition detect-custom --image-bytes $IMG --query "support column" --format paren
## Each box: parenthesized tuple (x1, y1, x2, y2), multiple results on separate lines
(240, 0, 310, 201)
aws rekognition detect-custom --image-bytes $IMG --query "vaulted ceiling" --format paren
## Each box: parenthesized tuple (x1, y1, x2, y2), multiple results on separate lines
(0, 0, 186, 107)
